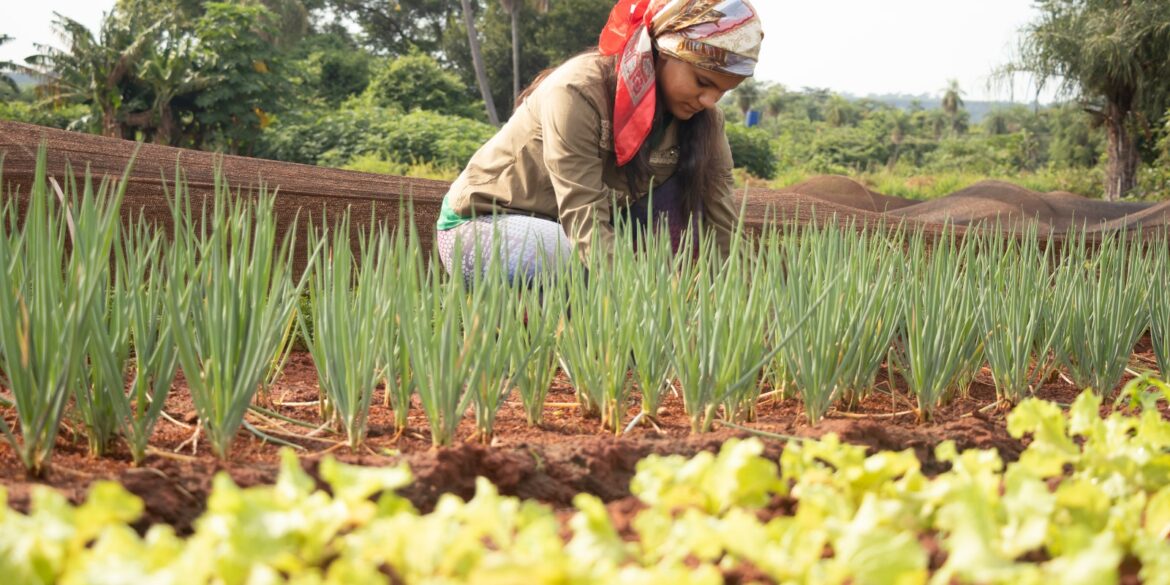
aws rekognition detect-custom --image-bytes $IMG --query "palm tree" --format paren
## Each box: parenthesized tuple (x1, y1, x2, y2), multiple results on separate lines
(734, 78, 761, 118)
(886, 109, 911, 169)
(28, 11, 165, 137)
(763, 85, 787, 118)
(1003, 0, 1170, 200)
(136, 30, 213, 145)
(0, 35, 19, 95)
(500, 0, 550, 104)
(983, 110, 1010, 135)
(460, 0, 500, 125)
(824, 95, 854, 128)
(940, 79, 966, 136)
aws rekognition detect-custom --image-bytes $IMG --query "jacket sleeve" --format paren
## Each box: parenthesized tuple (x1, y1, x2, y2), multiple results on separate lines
(704, 110, 742, 258)
(539, 86, 614, 261)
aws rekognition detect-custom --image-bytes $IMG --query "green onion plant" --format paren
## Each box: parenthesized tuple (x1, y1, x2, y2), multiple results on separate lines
(460, 229, 520, 443)
(1148, 230, 1170, 379)
(299, 213, 387, 449)
(404, 247, 477, 447)
(1054, 230, 1152, 395)
(978, 225, 1067, 405)
(508, 268, 564, 427)
(375, 212, 423, 434)
(626, 215, 677, 420)
(113, 218, 178, 465)
(165, 173, 316, 458)
(558, 229, 636, 434)
(891, 228, 983, 422)
(768, 221, 897, 423)
(0, 148, 128, 476)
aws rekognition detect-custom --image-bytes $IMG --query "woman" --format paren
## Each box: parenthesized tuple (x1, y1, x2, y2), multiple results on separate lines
(436, 0, 763, 280)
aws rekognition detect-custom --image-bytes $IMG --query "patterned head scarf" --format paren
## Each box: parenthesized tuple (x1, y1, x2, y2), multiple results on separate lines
(599, 0, 763, 166)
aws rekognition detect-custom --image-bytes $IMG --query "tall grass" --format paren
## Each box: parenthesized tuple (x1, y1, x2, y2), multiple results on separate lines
(0, 149, 128, 476)
(165, 174, 316, 458)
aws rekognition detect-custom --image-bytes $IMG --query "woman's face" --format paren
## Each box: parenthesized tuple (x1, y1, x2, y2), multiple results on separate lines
(655, 53, 745, 120)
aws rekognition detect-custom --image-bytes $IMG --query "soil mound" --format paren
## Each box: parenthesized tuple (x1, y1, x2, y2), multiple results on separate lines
(773, 175, 917, 212)
(2, 120, 1167, 249)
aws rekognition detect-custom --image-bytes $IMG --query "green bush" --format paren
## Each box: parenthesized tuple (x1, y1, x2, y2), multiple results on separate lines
(0, 100, 91, 130)
(257, 105, 495, 171)
(725, 123, 777, 179)
(362, 52, 481, 119)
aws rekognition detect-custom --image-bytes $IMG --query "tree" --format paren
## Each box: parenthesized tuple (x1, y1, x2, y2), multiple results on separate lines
(940, 79, 966, 136)
(733, 78, 761, 117)
(885, 109, 911, 169)
(135, 27, 212, 145)
(824, 95, 856, 128)
(28, 9, 166, 137)
(499, 0, 549, 104)
(319, 0, 456, 55)
(983, 109, 1010, 136)
(190, 3, 291, 153)
(460, 0, 500, 125)
(0, 35, 19, 95)
(362, 51, 479, 117)
(1005, 0, 1170, 200)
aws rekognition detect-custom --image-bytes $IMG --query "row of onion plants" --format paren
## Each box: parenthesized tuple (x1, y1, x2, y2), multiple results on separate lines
(4, 151, 1170, 474)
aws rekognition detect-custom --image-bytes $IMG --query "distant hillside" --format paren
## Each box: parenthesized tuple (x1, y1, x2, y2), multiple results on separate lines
(844, 92, 1053, 123)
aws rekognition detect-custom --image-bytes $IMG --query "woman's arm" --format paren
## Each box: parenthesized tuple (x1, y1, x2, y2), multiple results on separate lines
(704, 110, 742, 258)
(540, 86, 614, 261)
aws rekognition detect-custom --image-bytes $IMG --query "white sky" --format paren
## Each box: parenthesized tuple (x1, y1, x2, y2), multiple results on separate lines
(1, 0, 1058, 103)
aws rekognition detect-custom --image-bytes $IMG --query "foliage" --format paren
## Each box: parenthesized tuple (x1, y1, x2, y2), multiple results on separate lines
(0, 34, 19, 95)
(6, 389, 1170, 583)
(164, 174, 316, 459)
(1004, 0, 1170, 199)
(443, 0, 613, 120)
(288, 27, 372, 106)
(257, 105, 496, 171)
(300, 214, 387, 449)
(0, 149, 127, 476)
(190, 3, 290, 154)
(360, 51, 481, 119)
(0, 100, 92, 131)
(724, 123, 777, 179)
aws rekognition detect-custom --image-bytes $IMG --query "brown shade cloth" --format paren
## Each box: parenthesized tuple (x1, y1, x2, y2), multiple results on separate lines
(2, 120, 1168, 259)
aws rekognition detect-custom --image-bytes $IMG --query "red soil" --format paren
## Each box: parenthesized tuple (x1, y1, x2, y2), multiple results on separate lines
(0, 344, 1163, 538)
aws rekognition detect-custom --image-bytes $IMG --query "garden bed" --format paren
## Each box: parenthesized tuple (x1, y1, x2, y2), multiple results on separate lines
(3, 342, 1159, 536)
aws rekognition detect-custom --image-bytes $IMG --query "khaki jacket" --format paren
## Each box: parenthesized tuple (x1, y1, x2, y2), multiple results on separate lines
(444, 53, 740, 258)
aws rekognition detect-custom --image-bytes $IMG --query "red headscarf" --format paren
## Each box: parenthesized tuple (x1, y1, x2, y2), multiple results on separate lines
(599, 0, 763, 166)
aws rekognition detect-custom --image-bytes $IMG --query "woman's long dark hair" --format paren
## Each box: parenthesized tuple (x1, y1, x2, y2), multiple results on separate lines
(517, 48, 722, 221)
